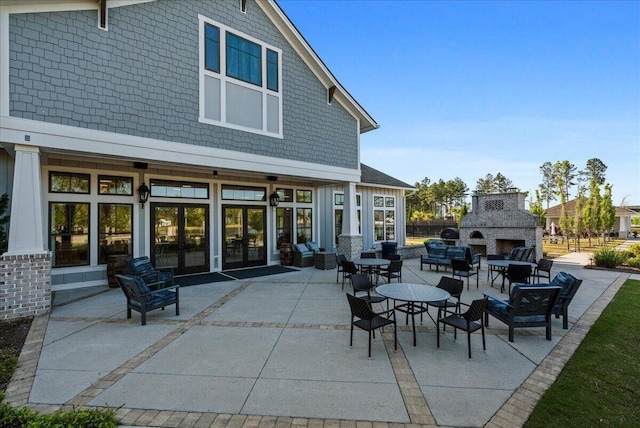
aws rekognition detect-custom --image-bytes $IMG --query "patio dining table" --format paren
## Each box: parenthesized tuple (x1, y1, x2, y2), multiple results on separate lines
(376, 283, 450, 346)
(352, 257, 390, 284)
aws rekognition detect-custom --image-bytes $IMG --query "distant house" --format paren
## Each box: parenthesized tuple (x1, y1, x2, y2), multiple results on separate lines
(545, 200, 634, 238)
(0, 0, 411, 319)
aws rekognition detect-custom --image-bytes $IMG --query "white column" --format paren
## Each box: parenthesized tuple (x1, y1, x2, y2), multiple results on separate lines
(6, 145, 46, 254)
(342, 182, 360, 236)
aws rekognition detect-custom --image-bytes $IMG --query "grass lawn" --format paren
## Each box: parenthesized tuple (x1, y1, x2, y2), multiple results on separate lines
(525, 279, 640, 427)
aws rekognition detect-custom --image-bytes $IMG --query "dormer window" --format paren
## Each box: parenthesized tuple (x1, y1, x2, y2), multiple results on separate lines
(199, 16, 283, 138)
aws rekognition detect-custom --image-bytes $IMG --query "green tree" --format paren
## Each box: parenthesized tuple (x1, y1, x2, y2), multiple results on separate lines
(538, 161, 557, 209)
(600, 183, 616, 241)
(580, 158, 608, 186)
(556, 170, 573, 251)
(583, 177, 601, 246)
(573, 186, 586, 252)
(529, 190, 546, 228)
(0, 193, 9, 254)
(494, 173, 514, 193)
(476, 173, 495, 194)
(553, 160, 577, 201)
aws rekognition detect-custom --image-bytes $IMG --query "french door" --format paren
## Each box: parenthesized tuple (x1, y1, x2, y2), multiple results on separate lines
(151, 203, 209, 275)
(223, 205, 266, 270)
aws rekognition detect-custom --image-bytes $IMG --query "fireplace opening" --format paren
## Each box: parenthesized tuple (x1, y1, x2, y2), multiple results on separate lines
(495, 239, 526, 257)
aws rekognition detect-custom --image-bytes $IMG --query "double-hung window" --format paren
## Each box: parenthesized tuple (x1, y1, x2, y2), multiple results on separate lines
(200, 16, 282, 138)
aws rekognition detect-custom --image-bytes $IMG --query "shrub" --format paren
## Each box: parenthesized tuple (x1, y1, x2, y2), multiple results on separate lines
(627, 243, 640, 258)
(593, 247, 628, 269)
(0, 393, 117, 428)
(626, 257, 640, 269)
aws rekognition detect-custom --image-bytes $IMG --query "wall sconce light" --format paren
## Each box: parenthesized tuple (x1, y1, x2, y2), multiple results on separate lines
(137, 182, 150, 208)
(213, 170, 218, 179)
(269, 191, 280, 207)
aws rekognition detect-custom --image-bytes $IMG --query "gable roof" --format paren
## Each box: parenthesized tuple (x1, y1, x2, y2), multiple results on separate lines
(360, 164, 414, 190)
(546, 199, 636, 217)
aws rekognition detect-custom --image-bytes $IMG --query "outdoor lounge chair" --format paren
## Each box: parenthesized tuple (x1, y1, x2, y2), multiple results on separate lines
(548, 271, 583, 329)
(116, 274, 179, 325)
(484, 285, 561, 342)
(128, 256, 174, 289)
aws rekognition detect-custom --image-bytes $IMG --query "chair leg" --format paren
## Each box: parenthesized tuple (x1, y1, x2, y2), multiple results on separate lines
(350, 323, 354, 346)
(437, 320, 441, 348)
(481, 324, 486, 351)
(467, 330, 472, 359)
(368, 330, 372, 358)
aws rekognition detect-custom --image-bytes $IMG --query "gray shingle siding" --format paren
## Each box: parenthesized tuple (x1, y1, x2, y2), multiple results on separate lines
(8, 0, 358, 169)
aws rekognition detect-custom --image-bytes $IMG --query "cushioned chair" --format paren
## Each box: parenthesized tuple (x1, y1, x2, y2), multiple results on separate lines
(532, 258, 554, 283)
(451, 258, 478, 290)
(116, 274, 179, 325)
(484, 285, 561, 342)
(128, 256, 174, 289)
(305, 241, 324, 252)
(350, 273, 386, 306)
(346, 293, 397, 357)
(437, 297, 488, 358)
(336, 254, 348, 283)
(292, 243, 314, 267)
(504, 263, 532, 294)
(548, 272, 583, 329)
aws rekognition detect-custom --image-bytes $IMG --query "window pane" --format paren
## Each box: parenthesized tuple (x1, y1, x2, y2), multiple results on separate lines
(226, 33, 262, 86)
(356, 195, 361, 207)
(98, 203, 132, 264)
(334, 209, 343, 245)
(296, 190, 312, 203)
(276, 188, 293, 203)
(276, 207, 293, 249)
(385, 197, 395, 207)
(222, 185, 266, 201)
(296, 207, 312, 243)
(150, 180, 209, 199)
(50, 172, 90, 194)
(50, 202, 90, 267)
(99, 175, 133, 195)
(205, 23, 220, 72)
(374, 196, 384, 207)
(374, 210, 384, 241)
(386, 211, 395, 240)
(334, 193, 344, 206)
(267, 49, 278, 91)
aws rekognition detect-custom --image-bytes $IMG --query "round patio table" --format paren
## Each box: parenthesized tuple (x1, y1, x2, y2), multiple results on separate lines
(376, 283, 450, 346)
(352, 258, 390, 284)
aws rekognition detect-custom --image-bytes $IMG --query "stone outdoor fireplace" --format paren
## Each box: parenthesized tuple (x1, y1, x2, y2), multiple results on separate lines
(458, 191, 542, 261)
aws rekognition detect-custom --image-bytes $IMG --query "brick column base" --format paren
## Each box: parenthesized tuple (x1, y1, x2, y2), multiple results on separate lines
(1, 252, 51, 320)
(338, 235, 363, 260)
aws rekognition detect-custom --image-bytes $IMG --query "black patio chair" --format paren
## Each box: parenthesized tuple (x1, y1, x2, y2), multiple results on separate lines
(379, 260, 403, 283)
(341, 260, 359, 290)
(532, 258, 553, 283)
(350, 273, 386, 306)
(504, 263, 532, 294)
(451, 258, 478, 290)
(346, 293, 397, 357)
(336, 254, 348, 283)
(128, 256, 174, 289)
(437, 297, 488, 358)
(427, 276, 464, 326)
(116, 274, 179, 326)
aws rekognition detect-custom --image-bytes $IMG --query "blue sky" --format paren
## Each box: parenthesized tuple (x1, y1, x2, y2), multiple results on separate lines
(278, 0, 640, 206)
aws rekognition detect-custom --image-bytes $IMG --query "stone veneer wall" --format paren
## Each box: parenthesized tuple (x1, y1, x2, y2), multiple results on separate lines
(0, 253, 51, 320)
(338, 235, 363, 260)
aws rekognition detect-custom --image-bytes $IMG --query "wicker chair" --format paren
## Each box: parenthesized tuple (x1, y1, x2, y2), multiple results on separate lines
(336, 254, 348, 283)
(451, 258, 479, 290)
(341, 260, 359, 290)
(379, 260, 403, 283)
(504, 263, 532, 294)
(437, 297, 488, 358)
(532, 258, 554, 283)
(350, 273, 386, 305)
(346, 293, 396, 357)
(428, 276, 464, 326)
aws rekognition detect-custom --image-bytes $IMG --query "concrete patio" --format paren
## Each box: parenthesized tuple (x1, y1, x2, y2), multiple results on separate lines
(5, 253, 635, 428)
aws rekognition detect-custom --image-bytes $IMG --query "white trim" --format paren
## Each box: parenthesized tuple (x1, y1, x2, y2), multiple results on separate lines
(0, 0, 155, 14)
(372, 194, 397, 243)
(1, 116, 362, 182)
(198, 14, 283, 139)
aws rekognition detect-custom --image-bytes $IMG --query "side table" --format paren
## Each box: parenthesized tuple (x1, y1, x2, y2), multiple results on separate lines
(314, 252, 336, 270)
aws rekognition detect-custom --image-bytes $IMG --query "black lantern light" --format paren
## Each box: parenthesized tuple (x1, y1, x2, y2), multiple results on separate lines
(269, 191, 280, 207)
(137, 182, 150, 208)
